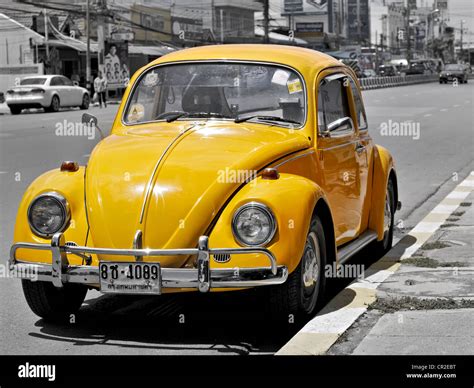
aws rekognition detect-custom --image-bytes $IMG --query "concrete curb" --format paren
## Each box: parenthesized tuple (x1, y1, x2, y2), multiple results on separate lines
(276, 171, 474, 356)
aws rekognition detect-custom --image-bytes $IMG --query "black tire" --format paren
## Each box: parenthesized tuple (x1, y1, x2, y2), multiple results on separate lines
(80, 93, 90, 110)
(265, 216, 327, 318)
(371, 178, 395, 257)
(47, 95, 60, 112)
(9, 106, 22, 115)
(22, 279, 87, 322)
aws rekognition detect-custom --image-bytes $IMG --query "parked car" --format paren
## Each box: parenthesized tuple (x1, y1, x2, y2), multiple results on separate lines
(362, 69, 377, 78)
(5, 75, 90, 115)
(378, 64, 397, 77)
(439, 64, 469, 84)
(9, 45, 399, 321)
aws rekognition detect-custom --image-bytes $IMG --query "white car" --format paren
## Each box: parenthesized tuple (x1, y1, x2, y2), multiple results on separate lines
(5, 75, 90, 115)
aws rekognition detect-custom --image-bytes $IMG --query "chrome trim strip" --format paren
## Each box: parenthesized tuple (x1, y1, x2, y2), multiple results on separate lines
(337, 230, 378, 265)
(9, 262, 288, 289)
(120, 59, 308, 130)
(9, 232, 282, 291)
(27, 191, 71, 238)
(272, 150, 315, 169)
(138, 123, 196, 224)
(231, 202, 277, 247)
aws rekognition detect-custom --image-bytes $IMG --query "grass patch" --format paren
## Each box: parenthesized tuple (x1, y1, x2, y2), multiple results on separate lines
(421, 241, 451, 250)
(440, 223, 458, 228)
(402, 257, 467, 268)
(446, 217, 460, 222)
(369, 296, 474, 313)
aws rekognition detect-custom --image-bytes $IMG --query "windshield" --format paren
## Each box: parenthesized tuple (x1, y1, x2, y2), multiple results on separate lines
(20, 78, 47, 85)
(123, 62, 306, 127)
(444, 64, 462, 71)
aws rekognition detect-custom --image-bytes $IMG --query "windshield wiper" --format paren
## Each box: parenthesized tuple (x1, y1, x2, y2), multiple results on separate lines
(234, 115, 301, 125)
(165, 111, 232, 123)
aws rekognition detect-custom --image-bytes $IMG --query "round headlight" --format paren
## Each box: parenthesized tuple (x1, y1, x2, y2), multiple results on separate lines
(232, 202, 276, 246)
(27, 192, 70, 238)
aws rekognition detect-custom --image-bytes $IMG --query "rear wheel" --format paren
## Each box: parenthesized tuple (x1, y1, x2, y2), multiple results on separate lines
(46, 95, 60, 112)
(9, 106, 22, 115)
(22, 279, 87, 322)
(265, 216, 327, 318)
(80, 93, 90, 110)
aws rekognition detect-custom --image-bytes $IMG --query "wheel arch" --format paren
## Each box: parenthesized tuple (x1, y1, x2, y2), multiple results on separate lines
(369, 144, 397, 240)
(312, 198, 337, 268)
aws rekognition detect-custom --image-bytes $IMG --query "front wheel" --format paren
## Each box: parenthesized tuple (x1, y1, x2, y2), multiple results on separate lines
(265, 215, 327, 318)
(80, 93, 90, 110)
(22, 280, 87, 322)
(371, 179, 395, 257)
(9, 106, 22, 115)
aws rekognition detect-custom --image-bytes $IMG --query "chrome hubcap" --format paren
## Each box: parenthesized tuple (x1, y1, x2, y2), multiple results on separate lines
(302, 232, 320, 295)
(383, 191, 392, 234)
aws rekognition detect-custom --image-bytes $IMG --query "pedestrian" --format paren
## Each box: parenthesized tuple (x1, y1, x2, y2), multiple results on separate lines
(94, 71, 108, 108)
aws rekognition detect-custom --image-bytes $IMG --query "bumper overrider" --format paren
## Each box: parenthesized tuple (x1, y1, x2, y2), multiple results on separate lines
(9, 232, 288, 293)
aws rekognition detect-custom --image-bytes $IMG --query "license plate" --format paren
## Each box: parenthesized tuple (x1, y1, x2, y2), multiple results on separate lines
(99, 262, 161, 294)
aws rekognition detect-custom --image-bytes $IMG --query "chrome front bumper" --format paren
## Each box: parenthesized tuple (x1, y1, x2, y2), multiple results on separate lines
(9, 233, 288, 293)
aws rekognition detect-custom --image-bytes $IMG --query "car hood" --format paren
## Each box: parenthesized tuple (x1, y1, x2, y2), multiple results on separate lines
(85, 121, 310, 263)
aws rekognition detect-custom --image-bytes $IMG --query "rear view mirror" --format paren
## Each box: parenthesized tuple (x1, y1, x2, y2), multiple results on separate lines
(82, 113, 104, 139)
(321, 117, 354, 137)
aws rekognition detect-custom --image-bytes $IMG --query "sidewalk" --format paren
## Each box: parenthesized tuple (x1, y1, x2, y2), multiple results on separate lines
(278, 172, 474, 355)
(331, 190, 474, 355)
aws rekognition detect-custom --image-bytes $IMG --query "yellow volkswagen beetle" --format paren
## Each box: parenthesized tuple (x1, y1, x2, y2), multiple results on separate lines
(10, 45, 400, 321)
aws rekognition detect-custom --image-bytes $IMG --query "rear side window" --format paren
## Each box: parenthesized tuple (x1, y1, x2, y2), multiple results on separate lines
(50, 77, 63, 86)
(349, 78, 368, 130)
(317, 77, 350, 134)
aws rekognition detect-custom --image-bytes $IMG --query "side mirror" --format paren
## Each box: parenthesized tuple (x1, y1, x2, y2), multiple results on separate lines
(321, 117, 354, 138)
(82, 113, 104, 139)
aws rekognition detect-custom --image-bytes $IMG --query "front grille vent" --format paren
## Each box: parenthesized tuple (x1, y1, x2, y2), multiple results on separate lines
(212, 253, 231, 263)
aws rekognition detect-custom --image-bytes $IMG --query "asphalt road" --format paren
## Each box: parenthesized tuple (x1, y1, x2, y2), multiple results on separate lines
(0, 82, 473, 355)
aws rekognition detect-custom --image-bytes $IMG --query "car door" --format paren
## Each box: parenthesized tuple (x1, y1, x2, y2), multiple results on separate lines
(60, 76, 80, 106)
(50, 76, 68, 106)
(315, 71, 364, 245)
(348, 76, 373, 233)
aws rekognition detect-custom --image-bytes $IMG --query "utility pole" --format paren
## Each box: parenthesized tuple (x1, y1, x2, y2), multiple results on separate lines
(43, 8, 49, 64)
(405, 0, 411, 63)
(460, 19, 464, 62)
(263, 0, 269, 44)
(86, 0, 91, 92)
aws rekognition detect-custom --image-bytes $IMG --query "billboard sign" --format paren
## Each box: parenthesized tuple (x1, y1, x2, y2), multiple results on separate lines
(104, 41, 130, 90)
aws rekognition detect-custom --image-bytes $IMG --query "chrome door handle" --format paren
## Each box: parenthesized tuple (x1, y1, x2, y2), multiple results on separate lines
(355, 142, 366, 154)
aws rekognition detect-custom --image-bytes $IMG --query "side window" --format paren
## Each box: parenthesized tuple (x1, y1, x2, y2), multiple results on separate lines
(317, 76, 351, 134)
(349, 78, 368, 130)
(61, 77, 73, 86)
(50, 77, 62, 86)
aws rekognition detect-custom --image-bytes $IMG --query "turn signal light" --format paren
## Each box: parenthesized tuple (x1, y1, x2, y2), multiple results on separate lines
(261, 168, 279, 180)
(60, 161, 79, 172)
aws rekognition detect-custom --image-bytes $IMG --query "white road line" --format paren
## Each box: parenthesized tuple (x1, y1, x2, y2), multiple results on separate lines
(423, 113, 432, 117)
(276, 171, 474, 355)
(440, 108, 448, 112)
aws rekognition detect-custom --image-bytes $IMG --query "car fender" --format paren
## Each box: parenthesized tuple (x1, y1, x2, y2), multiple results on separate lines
(368, 145, 398, 240)
(13, 167, 88, 265)
(208, 173, 331, 275)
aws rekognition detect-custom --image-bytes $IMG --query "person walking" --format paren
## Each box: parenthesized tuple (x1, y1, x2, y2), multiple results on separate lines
(94, 71, 108, 108)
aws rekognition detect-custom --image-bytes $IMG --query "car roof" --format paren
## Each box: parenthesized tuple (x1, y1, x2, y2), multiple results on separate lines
(148, 44, 342, 77)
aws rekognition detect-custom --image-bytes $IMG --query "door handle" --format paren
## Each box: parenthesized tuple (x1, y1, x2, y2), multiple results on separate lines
(355, 142, 366, 154)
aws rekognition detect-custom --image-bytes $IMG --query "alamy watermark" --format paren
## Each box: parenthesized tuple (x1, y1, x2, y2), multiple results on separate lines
(380, 120, 420, 140)
(55, 119, 96, 140)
